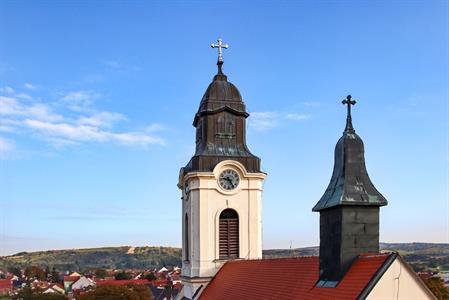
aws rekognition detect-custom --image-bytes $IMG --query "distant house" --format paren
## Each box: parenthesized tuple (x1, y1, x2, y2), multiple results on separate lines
(0, 279, 12, 296)
(63, 275, 80, 292)
(71, 276, 95, 291)
(158, 267, 169, 276)
(43, 283, 65, 295)
(95, 279, 151, 287)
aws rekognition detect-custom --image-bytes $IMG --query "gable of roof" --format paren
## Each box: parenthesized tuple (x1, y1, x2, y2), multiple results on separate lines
(199, 253, 395, 300)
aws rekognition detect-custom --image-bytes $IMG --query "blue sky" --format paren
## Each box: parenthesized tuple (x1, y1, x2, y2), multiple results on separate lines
(0, 0, 448, 256)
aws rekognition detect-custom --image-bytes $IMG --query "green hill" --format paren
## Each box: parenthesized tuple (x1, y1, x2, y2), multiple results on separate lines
(1, 243, 448, 272)
(0, 246, 181, 272)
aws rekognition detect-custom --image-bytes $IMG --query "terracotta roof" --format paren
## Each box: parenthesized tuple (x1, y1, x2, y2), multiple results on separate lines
(95, 279, 150, 286)
(64, 276, 80, 282)
(200, 253, 393, 300)
(50, 283, 64, 290)
(0, 279, 11, 290)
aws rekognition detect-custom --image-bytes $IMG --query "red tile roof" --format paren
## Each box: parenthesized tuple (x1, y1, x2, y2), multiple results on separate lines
(0, 279, 11, 290)
(50, 283, 64, 290)
(200, 253, 393, 300)
(95, 279, 151, 286)
(64, 276, 80, 282)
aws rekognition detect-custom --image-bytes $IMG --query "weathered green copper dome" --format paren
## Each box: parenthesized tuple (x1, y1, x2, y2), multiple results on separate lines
(313, 96, 388, 211)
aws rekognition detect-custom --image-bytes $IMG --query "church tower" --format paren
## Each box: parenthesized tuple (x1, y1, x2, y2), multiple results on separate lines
(178, 39, 266, 299)
(313, 96, 388, 286)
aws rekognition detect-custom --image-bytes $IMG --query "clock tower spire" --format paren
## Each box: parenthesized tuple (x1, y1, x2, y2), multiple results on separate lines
(179, 39, 266, 300)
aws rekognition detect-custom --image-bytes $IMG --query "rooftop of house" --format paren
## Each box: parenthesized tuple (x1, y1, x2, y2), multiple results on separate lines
(0, 279, 12, 290)
(95, 279, 151, 286)
(199, 253, 396, 300)
(63, 276, 80, 282)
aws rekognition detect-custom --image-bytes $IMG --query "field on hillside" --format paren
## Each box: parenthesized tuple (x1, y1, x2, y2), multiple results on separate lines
(1, 243, 448, 272)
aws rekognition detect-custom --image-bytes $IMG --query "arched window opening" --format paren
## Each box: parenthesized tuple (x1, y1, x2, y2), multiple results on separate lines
(185, 214, 190, 261)
(219, 209, 239, 259)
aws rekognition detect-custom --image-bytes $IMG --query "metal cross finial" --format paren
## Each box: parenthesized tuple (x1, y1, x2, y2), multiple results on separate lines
(342, 95, 357, 132)
(211, 38, 229, 64)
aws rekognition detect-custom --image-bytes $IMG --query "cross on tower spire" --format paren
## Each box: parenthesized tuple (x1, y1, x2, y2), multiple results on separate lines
(211, 38, 229, 74)
(342, 95, 357, 132)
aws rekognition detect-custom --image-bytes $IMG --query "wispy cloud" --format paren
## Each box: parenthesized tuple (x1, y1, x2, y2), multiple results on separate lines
(60, 90, 101, 112)
(25, 119, 164, 146)
(1, 96, 63, 122)
(24, 83, 37, 90)
(249, 111, 310, 131)
(286, 113, 310, 121)
(249, 112, 280, 131)
(0, 137, 14, 159)
(0, 86, 14, 94)
(77, 111, 127, 128)
(103, 60, 121, 68)
(301, 101, 320, 107)
(0, 86, 166, 153)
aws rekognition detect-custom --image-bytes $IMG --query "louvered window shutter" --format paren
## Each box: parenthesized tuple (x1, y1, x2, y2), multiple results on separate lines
(219, 209, 239, 259)
(185, 214, 189, 260)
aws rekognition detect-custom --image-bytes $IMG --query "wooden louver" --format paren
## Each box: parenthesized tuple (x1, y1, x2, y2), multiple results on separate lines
(185, 214, 189, 260)
(219, 209, 239, 259)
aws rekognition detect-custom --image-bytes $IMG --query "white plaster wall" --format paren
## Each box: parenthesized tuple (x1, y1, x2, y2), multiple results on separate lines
(367, 258, 435, 300)
(179, 160, 265, 294)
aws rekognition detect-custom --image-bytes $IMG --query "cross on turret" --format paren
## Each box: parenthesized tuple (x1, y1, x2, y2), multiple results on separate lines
(342, 95, 357, 132)
(211, 38, 229, 64)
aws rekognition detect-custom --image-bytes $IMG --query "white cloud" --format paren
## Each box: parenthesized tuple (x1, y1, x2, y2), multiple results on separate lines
(25, 119, 107, 142)
(285, 113, 310, 121)
(77, 111, 127, 128)
(0, 125, 16, 133)
(249, 111, 310, 131)
(144, 123, 165, 132)
(0, 136, 14, 159)
(1, 87, 165, 149)
(24, 83, 37, 90)
(249, 112, 280, 131)
(15, 93, 33, 100)
(301, 101, 320, 107)
(61, 90, 101, 112)
(0, 86, 14, 94)
(104, 60, 121, 68)
(25, 119, 164, 146)
(0, 96, 62, 122)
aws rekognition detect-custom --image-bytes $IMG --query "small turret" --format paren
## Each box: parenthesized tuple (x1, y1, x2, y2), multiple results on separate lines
(314, 95, 388, 285)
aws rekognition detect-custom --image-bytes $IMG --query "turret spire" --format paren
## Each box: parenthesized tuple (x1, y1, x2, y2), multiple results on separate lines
(313, 96, 387, 284)
(342, 95, 356, 133)
(211, 38, 229, 75)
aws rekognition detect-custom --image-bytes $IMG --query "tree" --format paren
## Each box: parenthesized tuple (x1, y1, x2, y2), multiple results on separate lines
(15, 286, 67, 300)
(94, 269, 108, 279)
(143, 273, 156, 281)
(78, 283, 153, 300)
(115, 271, 133, 280)
(24, 266, 46, 281)
(51, 267, 60, 283)
(7, 266, 21, 277)
(425, 277, 449, 300)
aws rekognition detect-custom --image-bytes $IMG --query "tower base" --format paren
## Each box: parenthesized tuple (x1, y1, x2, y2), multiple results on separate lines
(178, 276, 213, 300)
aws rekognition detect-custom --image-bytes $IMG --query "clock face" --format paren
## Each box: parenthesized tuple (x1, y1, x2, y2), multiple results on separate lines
(219, 169, 240, 191)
